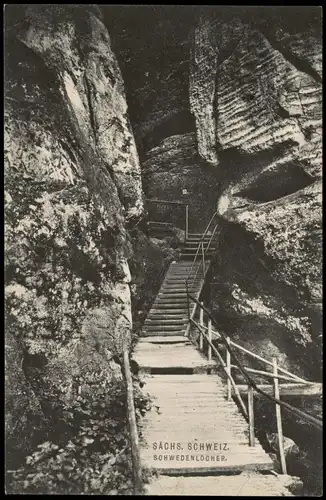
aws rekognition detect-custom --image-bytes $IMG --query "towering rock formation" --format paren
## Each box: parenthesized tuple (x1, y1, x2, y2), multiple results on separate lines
(4, 4, 143, 464)
(5, 7, 322, 491)
(109, 6, 322, 380)
(190, 9, 322, 379)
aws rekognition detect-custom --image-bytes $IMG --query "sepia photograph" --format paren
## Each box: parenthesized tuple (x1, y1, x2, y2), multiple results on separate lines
(4, 4, 322, 496)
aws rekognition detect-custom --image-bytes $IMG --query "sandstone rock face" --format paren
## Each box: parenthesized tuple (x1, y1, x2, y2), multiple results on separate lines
(143, 133, 220, 232)
(15, 5, 143, 220)
(267, 432, 300, 459)
(189, 11, 322, 378)
(5, 4, 142, 464)
(190, 11, 322, 166)
(103, 6, 196, 156)
(107, 8, 321, 380)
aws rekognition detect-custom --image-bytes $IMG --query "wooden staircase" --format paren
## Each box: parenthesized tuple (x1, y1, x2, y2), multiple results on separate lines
(138, 373, 274, 474)
(144, 472, 296, 496)
(142, 233, 212, 339)
(133, 231, 294, 495)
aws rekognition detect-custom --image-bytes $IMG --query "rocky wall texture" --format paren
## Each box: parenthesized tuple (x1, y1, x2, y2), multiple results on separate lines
(110, 7, 322, 379)
(143, 133, 220, 231)
(5, 4, 143, 466)
(189, 10, 322, 378)
(103, 6, 196, 155)
(104, 7, 322, 380)
(5, 7, 322, 488)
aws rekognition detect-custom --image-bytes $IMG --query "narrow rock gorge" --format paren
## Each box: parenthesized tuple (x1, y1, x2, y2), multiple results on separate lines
(5, 5, 322, 496)
(107, 5, 322, 378)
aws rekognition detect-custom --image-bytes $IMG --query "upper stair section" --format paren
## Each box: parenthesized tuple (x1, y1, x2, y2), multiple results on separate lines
(141, 231, 218, 338)
(142, 261, 205, 337)
(181, 233, 216, 260)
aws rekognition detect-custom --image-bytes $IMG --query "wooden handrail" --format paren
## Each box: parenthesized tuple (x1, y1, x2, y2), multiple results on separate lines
(188, 295, 323, 431)
(235, 382, 322, 397)
(273, 357, 287, 474)
(229, 364, 308, 384)
(185, 211, 219, 288)
(248, 386, 255, 447)
(190, 318, 248, 418)
(184, 299, 198, 338)
(194, 321, 316, 384)
(145, 198, 188, 206)
(202, 324, 308, 384)
(205, 223, 220, 257)
(123, 345, 142, 495)
(227, 340, 308, 384)
(190, 224, 219, 287)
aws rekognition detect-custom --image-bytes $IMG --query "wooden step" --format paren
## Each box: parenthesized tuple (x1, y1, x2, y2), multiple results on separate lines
(184, 239, 213, 243)
(161, 283, 196, 288)
(153, 300, 188, 306)
(152, 305, 188, 310)
(142, 331, 187, 337)
(157, 292, 190, 297)
(164, 276, 202, 280)
(144, 473, 296, 496)
(150, 303, 188, 308)
(157, 296, 189, 301)
(146, 314, 187, 320)
(138, 250, 276, 479)
(145, 320, 187, 326)
(166, 274, 201, 277)
(168, 265, 199, 269)
(182, 251, 215, 256)
(140, 458, 273, 475)
(160, 287, 197, 292)
(187, 233, 213, 237)
(154, 295, 189, 300)
(183, 244, 215, 249)
(144, 324, 186, 330)
(138, 336, 189, 344)
(151, 307, 188, 312)
(163, 277, 200, 281)
(143, 414, 249, 423)
(185, 239, 212, 243)
(147, 317, 187, 322)
(145, 316, 187, 321)
(149, 304, 189, 310)
(142, 326, 187, 332)
(166, 270, 198, 274)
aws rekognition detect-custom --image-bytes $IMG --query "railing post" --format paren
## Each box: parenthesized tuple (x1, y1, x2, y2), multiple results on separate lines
(185, 205, 189, 241)
(186, 281, 190, 321)
(226, 337, 231, 401)
(123, 346, 142, 494)
(248, 385, 255, 447)
(199, 303, 204, 350)
(201, 241, 205, 276)
(273, 357, 287, 475)
(207, 319, 212, 361)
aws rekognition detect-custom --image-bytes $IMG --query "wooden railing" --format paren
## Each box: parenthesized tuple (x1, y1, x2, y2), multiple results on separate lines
(123, 342, 142, 495)
(184, 211, 220, 335)
(185, 211, 219, 288)
(145, 198, 189, 240)
(186, 296, 322, 475)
